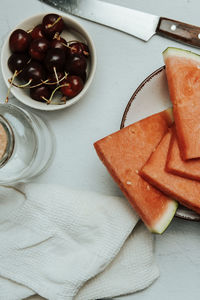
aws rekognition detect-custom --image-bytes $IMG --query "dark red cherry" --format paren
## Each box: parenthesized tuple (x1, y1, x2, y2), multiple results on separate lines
(30, 24, 45, 40)
(44, 48, 66, 72)
(29, 38, 50, 61)
(65, 54, 87, 76)
(9, 29, 31, 53)
(30, 85, 51, 102)
(42, 14, 64, 38)
(61, 75, 84, 99)
(51, 37, 67, 52)
(80, 43, 90, 57)
(47, 71, 65, 90)
(80, 71, 87, 83)
(8, 53, 30, 73)
(22, 61, 46, 85)
(68, 42, 89, 57)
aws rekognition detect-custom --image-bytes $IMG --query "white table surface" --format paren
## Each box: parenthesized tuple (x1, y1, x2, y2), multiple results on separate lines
(1, 0, 200, 299)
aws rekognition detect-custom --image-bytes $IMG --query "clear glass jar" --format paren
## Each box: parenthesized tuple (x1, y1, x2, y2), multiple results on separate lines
(0, 103, 55, 184)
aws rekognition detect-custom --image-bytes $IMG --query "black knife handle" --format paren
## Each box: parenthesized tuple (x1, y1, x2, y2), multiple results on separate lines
(156, 17, 200, 47)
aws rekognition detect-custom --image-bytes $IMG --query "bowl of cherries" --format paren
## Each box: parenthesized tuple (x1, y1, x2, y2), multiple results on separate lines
(1, 13, 96, 110)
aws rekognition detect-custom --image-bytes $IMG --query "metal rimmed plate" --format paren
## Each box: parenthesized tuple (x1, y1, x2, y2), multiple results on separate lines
(120, 66, 200, 221)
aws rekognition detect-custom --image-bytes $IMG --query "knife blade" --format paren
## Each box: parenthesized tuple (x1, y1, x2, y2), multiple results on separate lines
(40, 0, 200, 47)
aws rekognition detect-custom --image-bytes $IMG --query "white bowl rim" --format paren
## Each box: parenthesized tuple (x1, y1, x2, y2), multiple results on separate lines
(1, 12, 97, 111)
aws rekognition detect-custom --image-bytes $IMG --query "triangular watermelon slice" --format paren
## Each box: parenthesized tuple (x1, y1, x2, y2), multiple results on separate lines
(94, 109, 177, 234)
(141, 128, 200, 214)
(163, 47, 200, 160)
(166, 126, 200, 181)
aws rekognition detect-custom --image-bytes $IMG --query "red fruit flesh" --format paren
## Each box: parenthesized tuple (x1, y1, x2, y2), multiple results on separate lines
(94, 110, 176, 233)
(164, 48, 200, 160)
(141, 129, 200, 214)
(166, 126, 200, 181)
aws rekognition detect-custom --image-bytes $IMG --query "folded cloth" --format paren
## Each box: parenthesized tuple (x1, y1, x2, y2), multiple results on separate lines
(0, 184, 159, 300)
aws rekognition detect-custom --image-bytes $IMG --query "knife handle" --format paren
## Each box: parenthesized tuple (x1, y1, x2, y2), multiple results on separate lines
(156, 17, 200, 47)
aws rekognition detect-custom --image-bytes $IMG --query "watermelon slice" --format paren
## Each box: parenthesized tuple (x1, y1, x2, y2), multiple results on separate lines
(94, 109, 177, 234)
(141, 129, 200, 214)
(166, 126, 200, 181)
(163, 47, 200, 160)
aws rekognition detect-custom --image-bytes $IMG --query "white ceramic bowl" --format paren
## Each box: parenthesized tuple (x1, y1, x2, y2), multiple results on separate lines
(1, 13, 96, 111)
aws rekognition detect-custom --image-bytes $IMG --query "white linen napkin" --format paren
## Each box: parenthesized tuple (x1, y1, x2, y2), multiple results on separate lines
(0, 183, 159, 300)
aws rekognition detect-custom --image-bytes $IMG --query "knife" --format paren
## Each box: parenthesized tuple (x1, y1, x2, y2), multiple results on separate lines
(40, 0, 200, 47)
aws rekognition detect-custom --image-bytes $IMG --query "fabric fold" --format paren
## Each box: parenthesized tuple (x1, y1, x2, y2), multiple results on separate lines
(0, 183, 159, 300)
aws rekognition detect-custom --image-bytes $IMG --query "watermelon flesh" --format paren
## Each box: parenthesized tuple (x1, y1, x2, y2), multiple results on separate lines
(141, 129, 200, 214)
(166, 126, 200, 181)
(163, 47, 200, 160)
(94, 109, 177, 234)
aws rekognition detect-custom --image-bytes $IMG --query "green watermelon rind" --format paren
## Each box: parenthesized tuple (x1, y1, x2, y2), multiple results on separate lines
(163, 47, 200, 64)
(148, 107, 176, 234)
(148, 200, 178, 234)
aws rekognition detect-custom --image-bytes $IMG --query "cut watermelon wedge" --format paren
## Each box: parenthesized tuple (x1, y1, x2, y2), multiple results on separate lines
(163, 47, 200, 160)
(94, 109, 177, 234)
(141, 129, 200, 214)
(166, 126, 200, 181)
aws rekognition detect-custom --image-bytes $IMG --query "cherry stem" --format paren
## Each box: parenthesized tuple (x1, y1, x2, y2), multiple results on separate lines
(47, 16, 62, 29)
(83, 50, 89, 56)
(29, 80, 49, 89)
(5, 70, 18, 103)
(8, 79, 44, 89)
(61, 95, 67, 104)
(41, 96, 49, 103)
(8, 78, 33, 88)
(67, 40, 80, 45)
(47, 83, 69, 104)
(53, 32, 60, 40)
(53, 67, 59, 85)
(44, 73, 68, 86)
(44, 100, 66, 105)
(61, 42, 69, 48)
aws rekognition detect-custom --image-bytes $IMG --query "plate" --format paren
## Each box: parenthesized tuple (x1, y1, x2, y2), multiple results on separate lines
(121, 66, 200, 221)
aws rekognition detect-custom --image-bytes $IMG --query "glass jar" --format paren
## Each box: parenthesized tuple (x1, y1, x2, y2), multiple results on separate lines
(0, 103, 55, 184)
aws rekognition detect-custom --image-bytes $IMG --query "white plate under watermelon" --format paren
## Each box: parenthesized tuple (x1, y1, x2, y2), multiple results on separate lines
(121, 66, 200, 221)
